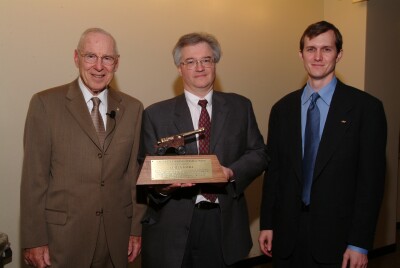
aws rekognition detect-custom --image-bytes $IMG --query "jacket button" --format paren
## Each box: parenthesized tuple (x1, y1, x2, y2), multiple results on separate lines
(96, 209, 103, 216)
(101, 181, 105, 186)
(97, 153, 102, 158)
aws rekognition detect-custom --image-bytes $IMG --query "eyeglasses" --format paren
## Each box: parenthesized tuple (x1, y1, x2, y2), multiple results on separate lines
(180, 57, 215, 70)
(79, 52, 119, 66)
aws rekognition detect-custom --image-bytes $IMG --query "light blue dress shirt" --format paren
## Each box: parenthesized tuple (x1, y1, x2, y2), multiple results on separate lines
(301, 77, 336, 155)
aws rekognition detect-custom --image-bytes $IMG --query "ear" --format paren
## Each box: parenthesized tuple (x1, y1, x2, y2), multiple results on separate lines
(177, 65, 183, 76)
(298, 50, 304, 60)
(113, 57, 120, 72)
(336, 49, 343, 63)
(73, 50, 80, 68)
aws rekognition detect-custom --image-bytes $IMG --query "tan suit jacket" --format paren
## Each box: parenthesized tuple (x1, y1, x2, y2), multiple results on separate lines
(21, 79, 146, 267)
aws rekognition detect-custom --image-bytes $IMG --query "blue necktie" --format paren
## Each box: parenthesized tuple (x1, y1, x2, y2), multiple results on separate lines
(302, 93, 320, 205)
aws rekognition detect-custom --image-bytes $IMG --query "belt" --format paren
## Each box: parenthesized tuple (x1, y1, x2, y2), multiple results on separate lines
(195, 201, 219, 210)
(301, 202, 310, 212)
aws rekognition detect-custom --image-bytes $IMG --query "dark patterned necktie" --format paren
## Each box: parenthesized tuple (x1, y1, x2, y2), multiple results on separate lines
(91, 97, 106, 147)
(198, 99, 211, 154)
(198, 99, 217, 202)
(302, 93, 320, 205)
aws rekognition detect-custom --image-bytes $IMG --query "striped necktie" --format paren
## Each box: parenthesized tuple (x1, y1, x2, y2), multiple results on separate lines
(91, 97, 106, 147)
(302, 93, 320, 206)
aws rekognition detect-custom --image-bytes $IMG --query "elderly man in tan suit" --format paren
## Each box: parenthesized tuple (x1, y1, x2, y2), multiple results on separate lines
(20, 28, 146, 267)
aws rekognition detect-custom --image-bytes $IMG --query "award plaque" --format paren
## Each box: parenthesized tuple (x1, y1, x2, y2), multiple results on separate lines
(137, 155, 226, 185)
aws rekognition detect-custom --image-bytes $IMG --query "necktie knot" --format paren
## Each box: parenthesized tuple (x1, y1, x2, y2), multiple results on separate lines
(92, 97, 101, 108)
(198, 99, 208, 108)
(309, 93, 320, 109)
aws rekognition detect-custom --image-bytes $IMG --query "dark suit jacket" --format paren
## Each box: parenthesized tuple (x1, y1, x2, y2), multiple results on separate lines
(260, 80, 386, 263)
(20, 79, 146, 267)
(140, 91, 268, 267)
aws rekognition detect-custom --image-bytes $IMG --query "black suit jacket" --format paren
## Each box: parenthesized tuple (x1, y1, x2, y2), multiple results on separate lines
(140, 91, 268, 267)
(260, 80, 386, 263)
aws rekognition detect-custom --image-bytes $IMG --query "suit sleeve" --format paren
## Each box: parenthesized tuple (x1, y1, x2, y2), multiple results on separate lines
(260, 104, 279, 230)
(228, 99, 269, 195)
(138, 109, 173, 205)
(348, 99, 386, 249)
(20, 94, 51, 248)
(129, 102, 147, 235)
(139, 109, 158, 160)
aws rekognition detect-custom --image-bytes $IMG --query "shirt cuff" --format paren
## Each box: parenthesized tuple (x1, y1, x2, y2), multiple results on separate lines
(347, 245, 368, 255)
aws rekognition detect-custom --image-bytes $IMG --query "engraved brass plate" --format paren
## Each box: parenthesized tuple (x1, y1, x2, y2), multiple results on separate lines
(151, 159, 212, 180)
(137, 155, 226, 185)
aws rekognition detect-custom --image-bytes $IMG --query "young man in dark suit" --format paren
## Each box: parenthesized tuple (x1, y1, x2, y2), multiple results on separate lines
(259, 21, 387, 268)
(140, 32, 269, 268)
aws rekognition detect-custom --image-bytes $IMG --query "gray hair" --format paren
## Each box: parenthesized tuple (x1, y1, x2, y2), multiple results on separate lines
(172, 32, 221, 66)
(77, 28, 119, 55)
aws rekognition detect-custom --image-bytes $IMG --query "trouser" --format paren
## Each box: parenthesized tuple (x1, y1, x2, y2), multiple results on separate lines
(91, 216, 114, 268)
(273, 209, 340, 268)
(181, 202, 228, 268)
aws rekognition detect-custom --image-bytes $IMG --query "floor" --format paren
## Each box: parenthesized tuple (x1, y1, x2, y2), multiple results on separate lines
(247, 230, 399, 268)
(368, 230, 400, 268)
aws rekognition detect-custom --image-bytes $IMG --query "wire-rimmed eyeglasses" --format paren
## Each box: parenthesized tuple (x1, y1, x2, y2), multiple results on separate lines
(180, 57, 215, 70)
(79, 52, 119, 66)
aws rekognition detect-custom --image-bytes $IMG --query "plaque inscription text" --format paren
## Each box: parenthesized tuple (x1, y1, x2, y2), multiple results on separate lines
(151, 159, 212, 180)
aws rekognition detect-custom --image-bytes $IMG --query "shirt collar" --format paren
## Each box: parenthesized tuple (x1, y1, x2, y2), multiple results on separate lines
(78, 77, 108, 104)
(301, 76, 337, 106)
(184, 89, 214, 108)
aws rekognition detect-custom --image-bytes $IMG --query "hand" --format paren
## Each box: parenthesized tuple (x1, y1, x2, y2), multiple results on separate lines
(341, 248, 368, 268)
(155, 182, 196, 195)
(128, 235, 141, 262)
(221, 166, 234, 181)
(23, 245, 51, 268)
(258, 230, 273, 257)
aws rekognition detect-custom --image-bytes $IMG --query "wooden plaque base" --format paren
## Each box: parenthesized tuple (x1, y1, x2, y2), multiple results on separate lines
(137, 155, 226, 185)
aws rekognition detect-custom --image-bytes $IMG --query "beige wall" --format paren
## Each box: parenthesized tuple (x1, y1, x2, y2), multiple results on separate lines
(0, 1, 397, 267)
(363, 0, 400, 247)
(324, 0, 367, 89)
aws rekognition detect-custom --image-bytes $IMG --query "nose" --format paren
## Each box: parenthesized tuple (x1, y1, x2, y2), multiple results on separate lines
(194, 60, 205, 71)
(94, 58, 104, 70)
(314, 50, 322, 61)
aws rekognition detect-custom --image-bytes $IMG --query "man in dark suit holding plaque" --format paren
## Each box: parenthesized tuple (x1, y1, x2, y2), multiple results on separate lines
(140, 32, 268, 268)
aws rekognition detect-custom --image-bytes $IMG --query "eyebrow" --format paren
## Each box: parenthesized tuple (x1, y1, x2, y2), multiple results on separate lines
(184, 56, 212, 60)
(305, 45, 334, 48)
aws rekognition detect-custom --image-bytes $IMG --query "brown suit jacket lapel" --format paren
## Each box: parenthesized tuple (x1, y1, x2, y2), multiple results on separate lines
(104, 88, 123, 152)
(65, 79, 101, 149)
